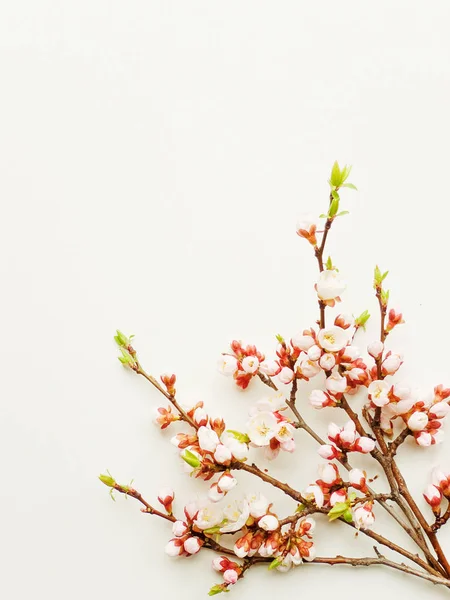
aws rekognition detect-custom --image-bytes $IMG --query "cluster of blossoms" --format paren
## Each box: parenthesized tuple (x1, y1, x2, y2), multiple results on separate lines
(106, 164, 450, 595)
(368, 381, 450, 446)
(246, 392, 296, 460)
(218, 341, 266, 389)
(303, 463, 374, 529)
(318, 420, 375, 460)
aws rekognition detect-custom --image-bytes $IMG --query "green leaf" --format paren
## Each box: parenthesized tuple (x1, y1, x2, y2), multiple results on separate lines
(343, 509, 353, 523)
(340, 165, 352, 183)
(275, 334, 285, 344)
(348, 492, 357, 502)
(99, 473, 116, 488)
(355, 309, 370, 330)
(269, 557, 283, 570)
(381, 289, 390, 305)
(114, 330, 129, 348)
(337, 210, 350, 217)
(181, 449, 201, 469)
(328, 196, 340, 218)
(295, 503, 305, 513)
(118, 348, 134, 365)
(226, 430, 250, 444)
(328, 502, 350, 521)
(330, 161, 342, 187)
(209, 584, 227, 596)
(203, 525, 223, 535)
(341, 182, 357, 190)
(325, 256, 333, 270)
(319, 213, 328, 218)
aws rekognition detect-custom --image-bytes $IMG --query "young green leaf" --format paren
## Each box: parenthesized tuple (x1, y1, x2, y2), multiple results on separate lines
(328, 502, 350, 521)
(328, 196, 340, 218)
(337, 210, 350, 217)
(269, 557, 283, 570)
(226, 430, 250, 444)
(330, 161, 342, 187)
(355, 310, 370, 330)
(181, 450, 201, 469)
(209, 584, 227, 596)
(341, 182, 357, 190)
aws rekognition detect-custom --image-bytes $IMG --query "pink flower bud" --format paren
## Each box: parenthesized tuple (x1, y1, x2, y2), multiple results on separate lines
(352, 503, 375, 529)
(408, 411, 429, 432)
(198, 425, 220, 452)
(325, 373, 347, 396)
(367, 341, 384, 359)
(223, 569, 239, 584)
(307, 345, 322, 361)
(158, 487, 175, 513)
(309, 389, 332, 409)
(382, 353, 402, 375)
(305, 484, 325, 508)
(319, 353, 336, 371)
(214, 444, 232, 465)
(258, 514, 279, 531)
(165, 538, 184, 557)
(217, 472, 238, 493)
(193, 407, 208, 427)
(172, 520, 188, 537)
(212, 556, 231, 572)
(424, 484, 442, 514)
(430, 401, 450, 419)
(416, 431, 432, 447)
(339, 421, 357, 444)
(354, 436, 376, 454)
(327, 422, 342, 441)
(318, 462, 340, 486)
(278, 367, 295, 384)
(330, 488, 347, 506)
(259, 360, 281, 376)
(318, 444, 339, 459)
(241, 355, 260, 374)
(208, 483, 226, 503)
(184, 536, 203, 555)
(335, 313, 354, 329)
(349, 468, 367, 491)
(291, 333, 315, 351)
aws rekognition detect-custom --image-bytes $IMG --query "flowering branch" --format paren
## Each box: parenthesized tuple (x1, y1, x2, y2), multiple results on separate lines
(101, 162, 450, 594)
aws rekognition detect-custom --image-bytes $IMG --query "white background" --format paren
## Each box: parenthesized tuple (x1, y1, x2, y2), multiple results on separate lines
(1, 1, 450, 598)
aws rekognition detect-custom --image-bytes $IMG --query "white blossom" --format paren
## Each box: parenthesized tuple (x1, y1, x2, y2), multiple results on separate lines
(317, 326, 349, 352)
(220, 500, 250, 533)
(256, 392, 287, 412)
(246, 493, 270, 519)
(319, 353, 336, 371)
(247, 411, 278, 446)
(223, 569, 238, 584)
(208, 483, 225, 503)
(217, 355, 239, 376)
(353, 505, 375, 529)
(368, 380, 390, 407)
(165, 539, 183, 557)
(194, 505, 224, 530)
(242, 355, 260, 374)
(316, 269, 346, 301)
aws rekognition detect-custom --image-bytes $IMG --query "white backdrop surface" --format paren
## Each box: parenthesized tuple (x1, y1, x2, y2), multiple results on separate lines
(1, 2, 450, 598)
